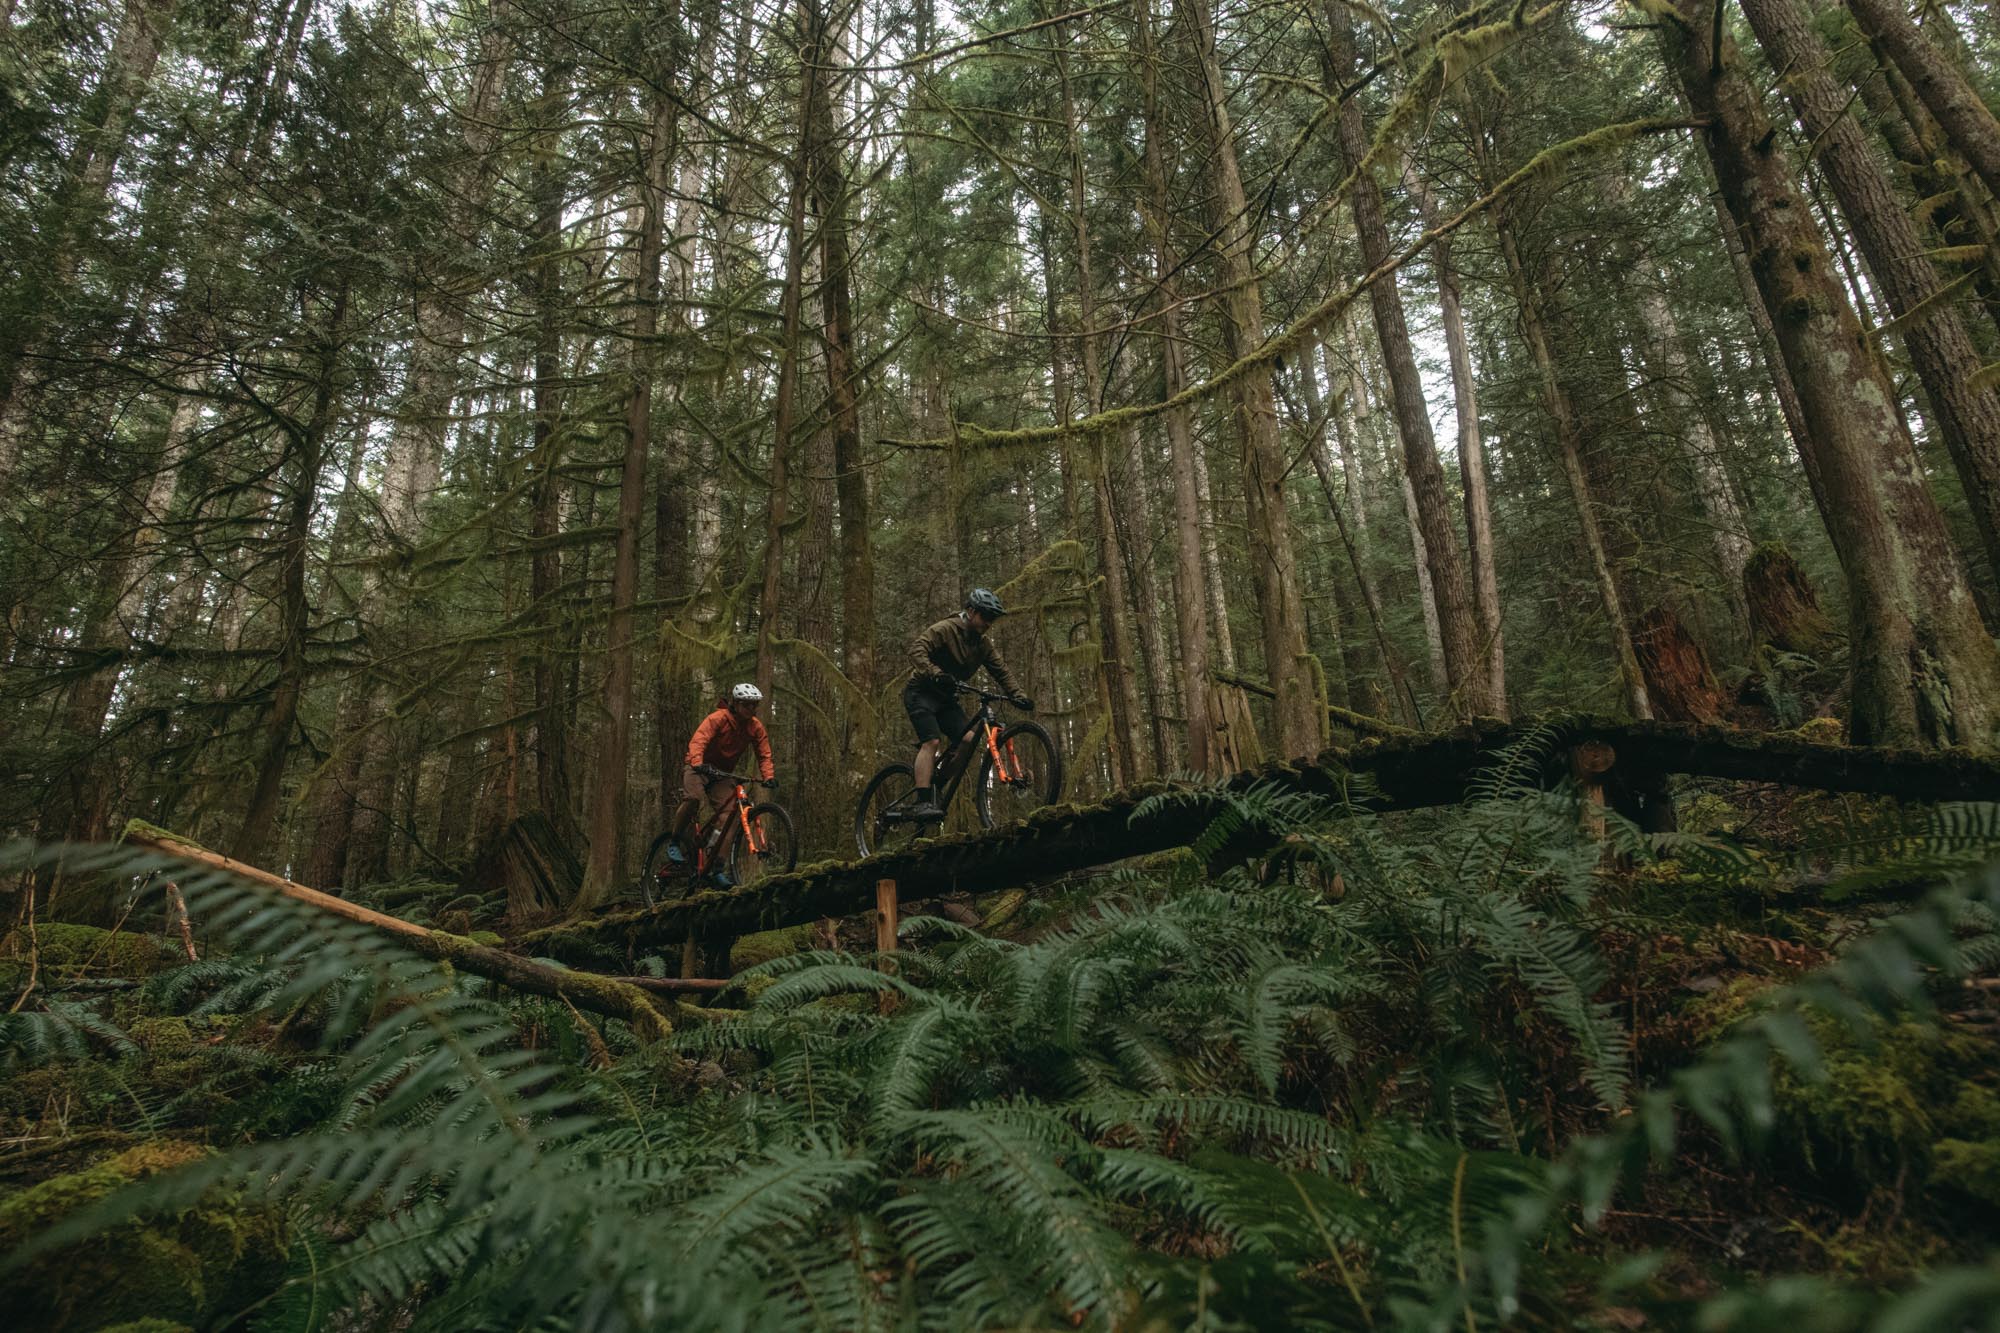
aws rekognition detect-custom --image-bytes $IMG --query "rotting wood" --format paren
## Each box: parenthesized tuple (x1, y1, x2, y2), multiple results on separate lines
(521, 717, 2000, 964)
(119, 831, 675, 1039)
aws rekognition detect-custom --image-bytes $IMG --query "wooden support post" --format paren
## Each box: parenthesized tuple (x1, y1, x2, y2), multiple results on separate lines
(1570, 741, 1616, 840)
(876, 878, 899, 1015)
(875, 878, 899, 958)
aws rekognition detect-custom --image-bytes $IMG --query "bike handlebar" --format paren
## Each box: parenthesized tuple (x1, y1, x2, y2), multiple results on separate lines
(694, 764, 774, 784)
(952, 682, 1030, 709)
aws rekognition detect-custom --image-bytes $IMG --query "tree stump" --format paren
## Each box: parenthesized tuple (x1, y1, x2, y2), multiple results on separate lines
(1633, 606, 1726, 723)
(1743, 542, 1838, 656)
(463, 812, 583, 926)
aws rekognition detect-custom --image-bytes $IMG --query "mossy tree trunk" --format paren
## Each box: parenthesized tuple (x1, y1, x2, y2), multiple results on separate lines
(1134, 0, 1220, 775)
(1660, 0, 2000, 749)
(1744, 0, 2000, 595)
(1844, 0, 2000, 201)
(1185, 0, 1323, 757)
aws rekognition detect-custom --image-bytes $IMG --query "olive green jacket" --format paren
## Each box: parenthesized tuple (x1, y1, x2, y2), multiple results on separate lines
(907, 613, 1019, 695)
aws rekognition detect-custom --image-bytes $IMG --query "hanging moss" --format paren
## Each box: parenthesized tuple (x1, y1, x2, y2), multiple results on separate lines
(0, 1141, 288, 1329)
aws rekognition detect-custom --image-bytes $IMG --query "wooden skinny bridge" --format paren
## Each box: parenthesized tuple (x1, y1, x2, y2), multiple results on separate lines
(124, 716, 2000, 1039)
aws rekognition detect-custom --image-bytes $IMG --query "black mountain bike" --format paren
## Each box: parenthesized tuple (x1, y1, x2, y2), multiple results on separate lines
(854, 684, 1063, 857)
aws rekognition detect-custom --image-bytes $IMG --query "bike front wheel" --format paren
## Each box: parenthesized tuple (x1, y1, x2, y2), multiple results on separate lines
(639, 830, 699, 909)
(730, 803, 798, 886)
(974, 721, 1063, 830)
(855, 762, 925, 858)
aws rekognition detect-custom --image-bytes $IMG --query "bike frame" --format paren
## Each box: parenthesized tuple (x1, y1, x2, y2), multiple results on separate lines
(689, 777, 770, 877)
(928, 689, 1026, 814)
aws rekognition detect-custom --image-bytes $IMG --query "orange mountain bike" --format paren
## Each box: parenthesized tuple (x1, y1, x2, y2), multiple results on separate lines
(854, 684, 1062, 857)
(639, 765, 797, 907)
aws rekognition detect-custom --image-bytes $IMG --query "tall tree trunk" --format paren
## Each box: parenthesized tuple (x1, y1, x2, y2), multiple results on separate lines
(343, 7, 513, 883)
(1661, 0, 2000, 747)
(1850, 53, 2000, 338)
(1184, 0, 1321, 756)
(1625, 266, 1755, 640)
(233, 283, 349, 860)
(753, 65, 812, 704)
(528, 62, 580, 850)
(804, 0, 874, 776)
(1743, 0, 2000, 591)
(580, 75, 675, 911)
(1055, 11, 1146, 782)
(1469, 112, 1653, 719)
(1192, 439, 1236, 673)
(0, 0, 179, 481)
(1295, 345, 1403, 721)
(1397, 468, 1449, 695)
(1134, 0, 1219, 774)
(1402, 155, 1506, 714)
(1324, 3, 1495, 720)
(1844, 0, 2000, 200)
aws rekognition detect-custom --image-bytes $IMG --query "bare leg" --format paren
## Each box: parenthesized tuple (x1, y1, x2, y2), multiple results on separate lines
(914, 738, 943, 789)
(671, 766, 707, 837)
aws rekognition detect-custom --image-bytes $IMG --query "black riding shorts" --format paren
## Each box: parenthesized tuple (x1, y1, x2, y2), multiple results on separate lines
(903, 679, 968, 746)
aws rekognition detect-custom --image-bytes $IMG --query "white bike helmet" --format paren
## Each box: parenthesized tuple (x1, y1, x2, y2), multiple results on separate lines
(730, 683, 764, 703)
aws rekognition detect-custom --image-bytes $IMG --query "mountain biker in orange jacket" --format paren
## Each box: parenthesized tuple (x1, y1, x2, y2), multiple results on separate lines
(668, 682, 778, 886)
(904, 589, 1032, 820)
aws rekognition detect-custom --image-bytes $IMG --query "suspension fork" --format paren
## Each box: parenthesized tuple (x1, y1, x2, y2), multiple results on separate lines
(983, 719, 1014, 783)
(735, 784, 764, 853)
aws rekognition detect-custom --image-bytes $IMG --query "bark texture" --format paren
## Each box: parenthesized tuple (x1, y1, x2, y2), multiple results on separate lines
(1662, 1, 2000, 749)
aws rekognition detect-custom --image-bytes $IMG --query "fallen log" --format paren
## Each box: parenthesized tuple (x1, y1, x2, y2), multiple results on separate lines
(521, 717, 2000, 965)
(119, 831, 675, 1040)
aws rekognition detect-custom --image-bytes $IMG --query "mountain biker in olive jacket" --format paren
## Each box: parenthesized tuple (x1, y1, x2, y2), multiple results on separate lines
(903, 588, 1032, 819)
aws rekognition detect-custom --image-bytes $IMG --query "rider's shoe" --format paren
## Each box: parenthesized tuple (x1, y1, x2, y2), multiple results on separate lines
(665, 842, 687, 865)
(706, 869, 737, 891)
(906, 800, 943, 822)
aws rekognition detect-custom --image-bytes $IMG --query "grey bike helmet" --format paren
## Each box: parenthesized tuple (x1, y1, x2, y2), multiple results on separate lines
(966, 588, 1005, 618)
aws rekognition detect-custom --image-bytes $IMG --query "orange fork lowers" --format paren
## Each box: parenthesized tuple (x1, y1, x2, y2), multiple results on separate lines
(736, 783, 766, 854)
(984, 722, 1015, 784)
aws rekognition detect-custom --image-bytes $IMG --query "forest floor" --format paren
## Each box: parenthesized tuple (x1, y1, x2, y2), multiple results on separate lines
(2, 769, 1998, 1330)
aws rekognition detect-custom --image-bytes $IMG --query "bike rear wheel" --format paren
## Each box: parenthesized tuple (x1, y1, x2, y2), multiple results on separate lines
(855, 762, 925, 858)
(730, 803, 798, 886)
(974, 721, 1063, 830)
(639, 830, 699, 909)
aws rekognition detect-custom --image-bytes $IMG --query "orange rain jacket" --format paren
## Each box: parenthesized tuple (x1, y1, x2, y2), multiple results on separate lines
(685, 707, 776, 781)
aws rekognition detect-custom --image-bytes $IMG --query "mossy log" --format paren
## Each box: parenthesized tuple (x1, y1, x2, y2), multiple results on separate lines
(522, 716, 2000, 963)
(118, 832, 674, 1039)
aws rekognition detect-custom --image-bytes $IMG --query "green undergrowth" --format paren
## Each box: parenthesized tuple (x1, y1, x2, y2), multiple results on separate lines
(3, 742, 2000, 1330)
(0, 1141, 287, 1329)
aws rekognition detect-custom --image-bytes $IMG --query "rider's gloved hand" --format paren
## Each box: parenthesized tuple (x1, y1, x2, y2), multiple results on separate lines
(762, 775, 779, 791)
(1010, 693, 1034, 711)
